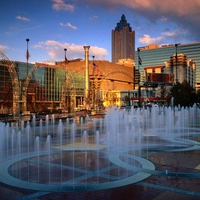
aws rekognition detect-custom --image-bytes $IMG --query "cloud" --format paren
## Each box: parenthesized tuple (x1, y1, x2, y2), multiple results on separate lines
(52, 0, 75, 11)
(160, 16, 167, 22)
(160, 28, 189, 43)
(162, 29, 187, 39)
(90, 15, 98, 22)
(16, 15, 30, 22)
(80, 0, 200, 41)
(138, 28, 189, 46)
(0, 44, 9, 52)
(6, 24, 46, 35)
(90, 46, 108, 60)
(83, 0, 200, 18)
(60, 22, 77, 30)
(139, 34, 164, 45)
(33, 40, 108, 61)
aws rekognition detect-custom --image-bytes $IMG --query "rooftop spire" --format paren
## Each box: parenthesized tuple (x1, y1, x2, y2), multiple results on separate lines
(115, 14, 132, 31)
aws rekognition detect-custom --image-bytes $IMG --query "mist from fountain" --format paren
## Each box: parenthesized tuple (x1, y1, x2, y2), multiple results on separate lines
(0, 104, 199, 192)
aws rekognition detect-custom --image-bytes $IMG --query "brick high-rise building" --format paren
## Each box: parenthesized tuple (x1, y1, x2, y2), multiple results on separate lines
(112, 14, 135, 63)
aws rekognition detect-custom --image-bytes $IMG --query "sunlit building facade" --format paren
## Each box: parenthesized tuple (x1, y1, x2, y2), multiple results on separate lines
(135, 42, 199, 91)
(112, 14, 135, 63)
(0, 53, 134, 115)
(0, 60, 85, 115)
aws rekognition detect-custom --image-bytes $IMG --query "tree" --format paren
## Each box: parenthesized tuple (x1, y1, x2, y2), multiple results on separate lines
(169, 81, 198, 107)
(124, 95, 130, 106)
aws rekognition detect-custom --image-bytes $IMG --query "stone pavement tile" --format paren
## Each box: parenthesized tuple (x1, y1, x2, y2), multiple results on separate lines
(1, 144, 200, 200)
(0, 181, 199, 200)
(153, 191, 200, 200)
(37, 184, 164, 200)
(0, 185, 24, 200)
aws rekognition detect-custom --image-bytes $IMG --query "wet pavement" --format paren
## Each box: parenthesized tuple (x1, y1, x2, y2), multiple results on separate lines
(1, 148, 200, 200)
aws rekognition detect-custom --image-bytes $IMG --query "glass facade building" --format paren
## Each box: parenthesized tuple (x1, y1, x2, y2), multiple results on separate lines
(0, 61, 84, 115)
(135, 42, 200, 91)
(0, 64, 13, 113)
(0, 54, 134, 115)
(1, 41, 199, 115)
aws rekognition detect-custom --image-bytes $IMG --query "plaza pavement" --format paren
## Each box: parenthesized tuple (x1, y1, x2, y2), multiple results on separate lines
(1, 148, 200, 200)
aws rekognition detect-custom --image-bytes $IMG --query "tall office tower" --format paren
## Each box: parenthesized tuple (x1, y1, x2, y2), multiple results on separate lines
(112, 14, 135, 63)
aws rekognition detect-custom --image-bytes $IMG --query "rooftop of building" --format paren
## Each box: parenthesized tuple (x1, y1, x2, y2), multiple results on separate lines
(114, 14, 132, 32)
(138, 41, 200, 51)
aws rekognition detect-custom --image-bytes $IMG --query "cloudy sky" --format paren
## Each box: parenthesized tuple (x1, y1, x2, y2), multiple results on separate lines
(0, 0, 200, 63)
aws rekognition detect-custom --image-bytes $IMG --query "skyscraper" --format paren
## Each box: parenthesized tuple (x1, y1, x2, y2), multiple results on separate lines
(112, 14, 135, 63)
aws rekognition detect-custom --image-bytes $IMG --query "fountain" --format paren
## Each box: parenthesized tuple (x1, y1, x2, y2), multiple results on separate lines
(0, 105, 200, 192)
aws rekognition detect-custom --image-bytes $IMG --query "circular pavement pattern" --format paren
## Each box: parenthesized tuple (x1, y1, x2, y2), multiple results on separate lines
(0, 127, 200, 192)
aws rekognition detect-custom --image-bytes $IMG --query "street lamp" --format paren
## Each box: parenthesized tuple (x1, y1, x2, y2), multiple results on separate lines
(64, 48, 70, 113)
(175, 44, 178, 83)
(92, 56, 95, 108)
(26, 38, 30, 76)
(64, 48, 67, 62)
(137, 48, 141, 107)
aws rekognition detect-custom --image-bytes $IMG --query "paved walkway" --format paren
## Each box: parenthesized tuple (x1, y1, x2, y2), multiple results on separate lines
(1, 146, 200, 200)
(1, 121, 200, 200)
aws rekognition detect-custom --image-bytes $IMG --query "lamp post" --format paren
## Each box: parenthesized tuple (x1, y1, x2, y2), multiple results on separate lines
(64, 48, 67, 62)
(92, 56, 95, 109)
(64, 48, 70, 113)
(92, 55, 95, 78)
(137, 48, 141, 107)
(26, 38, 30, 76)
(175, 44, 178, 83)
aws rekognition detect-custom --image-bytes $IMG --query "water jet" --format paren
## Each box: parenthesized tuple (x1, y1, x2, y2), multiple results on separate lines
(0, 105, 200, 192)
